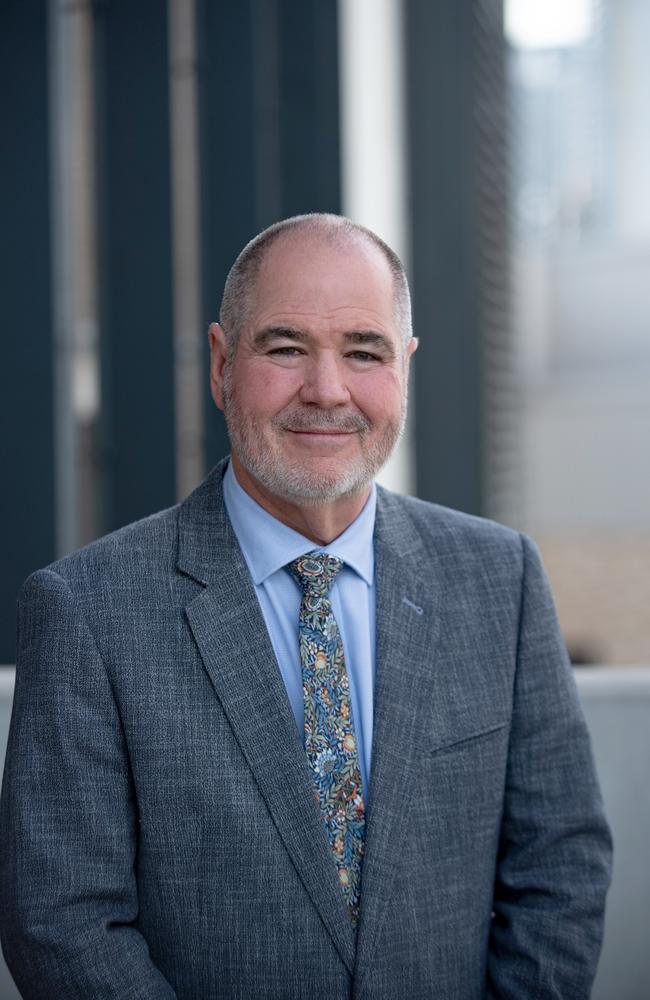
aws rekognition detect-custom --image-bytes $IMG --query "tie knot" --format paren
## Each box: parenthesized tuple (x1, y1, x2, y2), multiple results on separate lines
(289, 552, 343, 597)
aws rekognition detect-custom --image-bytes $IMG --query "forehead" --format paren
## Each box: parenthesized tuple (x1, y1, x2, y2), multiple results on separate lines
(248, 233, 397, 333)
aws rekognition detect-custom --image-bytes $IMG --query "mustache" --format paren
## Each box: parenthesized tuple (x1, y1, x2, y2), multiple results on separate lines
(274, 409, 371, 434)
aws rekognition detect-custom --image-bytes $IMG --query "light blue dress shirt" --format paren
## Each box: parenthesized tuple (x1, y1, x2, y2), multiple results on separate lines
(222, 461, 377, 797)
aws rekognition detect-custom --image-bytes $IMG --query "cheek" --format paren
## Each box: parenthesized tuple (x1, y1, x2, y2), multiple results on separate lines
(231, 363, 300, 413)
(351, 371, 405, 420)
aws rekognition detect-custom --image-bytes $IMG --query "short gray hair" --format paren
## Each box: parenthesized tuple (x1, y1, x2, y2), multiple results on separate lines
(219, 213, 412, 357)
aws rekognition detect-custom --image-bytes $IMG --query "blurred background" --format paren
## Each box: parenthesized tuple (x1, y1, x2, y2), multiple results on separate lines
(0, 1, 649, 997)
(1, 0, 649, 668)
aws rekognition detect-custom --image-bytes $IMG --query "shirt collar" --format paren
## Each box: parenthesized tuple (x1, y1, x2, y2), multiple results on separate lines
(222, 460, 376, 587)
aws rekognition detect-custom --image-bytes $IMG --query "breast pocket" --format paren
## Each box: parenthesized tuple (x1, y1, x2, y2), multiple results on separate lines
(421, 720, 509, 759)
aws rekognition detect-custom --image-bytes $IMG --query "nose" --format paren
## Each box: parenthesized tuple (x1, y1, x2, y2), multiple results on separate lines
(298, 353, 351, 408)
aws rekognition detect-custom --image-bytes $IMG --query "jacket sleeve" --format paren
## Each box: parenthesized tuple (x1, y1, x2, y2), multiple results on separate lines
(486, 535, 613, 1000)
(0, 569, 178, 999)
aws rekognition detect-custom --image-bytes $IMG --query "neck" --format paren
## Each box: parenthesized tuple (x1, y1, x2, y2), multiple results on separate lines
(230, 453, 371, 545)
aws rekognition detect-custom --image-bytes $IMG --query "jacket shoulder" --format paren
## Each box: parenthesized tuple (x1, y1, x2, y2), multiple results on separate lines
(376, 489, 533, 595)
(22, 503, 181, 599)
(379, 488, 523, 550)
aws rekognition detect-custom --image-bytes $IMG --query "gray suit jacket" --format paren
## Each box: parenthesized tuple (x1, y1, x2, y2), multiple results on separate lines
(0, 460, 611, 999)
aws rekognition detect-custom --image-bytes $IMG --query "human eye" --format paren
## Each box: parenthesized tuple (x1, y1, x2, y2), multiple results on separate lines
(346, 349, 382, 363)
(268, 344, 304, 357)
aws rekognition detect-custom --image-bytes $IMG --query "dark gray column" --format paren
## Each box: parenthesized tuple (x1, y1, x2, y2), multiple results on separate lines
(275, 0, 341, 218)
(0, 0, 55, 662)
(197, 0, 342, 467)
(405, 0, 508, 516)
(93, 0, 176, 531)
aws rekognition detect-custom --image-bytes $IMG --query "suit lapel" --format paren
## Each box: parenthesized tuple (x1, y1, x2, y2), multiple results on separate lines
(354, 488, 444, 987)
(178, 463, 356, 973)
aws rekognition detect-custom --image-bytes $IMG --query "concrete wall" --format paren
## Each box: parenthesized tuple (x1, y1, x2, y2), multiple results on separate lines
(577, 667, 650, 1000)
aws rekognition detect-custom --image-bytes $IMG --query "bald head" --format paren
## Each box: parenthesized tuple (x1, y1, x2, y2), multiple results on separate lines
(219, 214, 412, 358)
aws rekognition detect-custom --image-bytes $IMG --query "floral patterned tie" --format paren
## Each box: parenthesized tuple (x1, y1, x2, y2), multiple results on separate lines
(288, 552, 366, 927)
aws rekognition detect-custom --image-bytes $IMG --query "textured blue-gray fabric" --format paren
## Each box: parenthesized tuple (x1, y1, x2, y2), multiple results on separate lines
(223, 459, 376, 795)
(0, 459, 612, 999)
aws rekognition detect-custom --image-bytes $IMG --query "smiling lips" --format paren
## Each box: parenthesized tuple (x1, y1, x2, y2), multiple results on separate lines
(286, 428, 357, 449)
(289, 428, 353, 435)
(277, 411, 371, 436)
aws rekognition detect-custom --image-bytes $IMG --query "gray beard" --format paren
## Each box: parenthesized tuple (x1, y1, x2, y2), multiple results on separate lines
(221, 370, 407, 505)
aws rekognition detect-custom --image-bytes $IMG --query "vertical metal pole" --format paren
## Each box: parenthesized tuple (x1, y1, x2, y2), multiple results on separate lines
(473, 2, 518, 527)
(405, 0, 508, 516)
(49, 0, 87, 555)
(49, 0, 78, 556)
(50, 0, 101, 553)
(168, 0, 205, 499)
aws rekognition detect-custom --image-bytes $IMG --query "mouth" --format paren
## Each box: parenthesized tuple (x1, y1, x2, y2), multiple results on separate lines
(279, 414, 370, 435)
(276, 411, 370, 442)
(286, 429, 357, 446)
(287, 428, 354, 436)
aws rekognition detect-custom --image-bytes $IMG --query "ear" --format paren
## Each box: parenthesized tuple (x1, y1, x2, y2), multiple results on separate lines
(208, 322, 228, 411)
(404, 336, 418, 374)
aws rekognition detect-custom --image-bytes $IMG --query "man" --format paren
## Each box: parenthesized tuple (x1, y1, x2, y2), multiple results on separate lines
(1, 214, 611, 998)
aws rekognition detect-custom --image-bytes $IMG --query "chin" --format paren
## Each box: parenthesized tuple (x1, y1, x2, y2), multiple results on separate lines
(246, 456, 373, 506)
(268, 467, 370, 505)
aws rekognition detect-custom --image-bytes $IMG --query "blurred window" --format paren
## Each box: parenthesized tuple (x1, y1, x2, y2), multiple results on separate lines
(505, 0, 650, 664)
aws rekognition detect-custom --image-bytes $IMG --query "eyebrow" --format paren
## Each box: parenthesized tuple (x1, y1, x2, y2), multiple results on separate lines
(252, 327, 309, 347)
(343, 330, 396, 356)
(252, 326, 396, 356)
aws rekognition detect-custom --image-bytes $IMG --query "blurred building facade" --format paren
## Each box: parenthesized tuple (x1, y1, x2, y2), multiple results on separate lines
(1, 0, 647, 665)
(507, 0, 650, 663)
